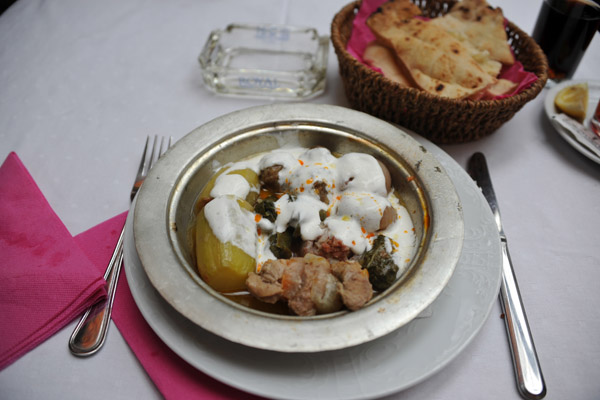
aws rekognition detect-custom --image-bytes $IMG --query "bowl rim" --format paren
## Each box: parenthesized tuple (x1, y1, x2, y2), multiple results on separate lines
(133, 103, 464, 352)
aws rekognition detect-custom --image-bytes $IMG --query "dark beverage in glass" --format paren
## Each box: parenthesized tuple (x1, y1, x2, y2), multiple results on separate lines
(591, 100, 600, 135)
(532, 0, 600, 82)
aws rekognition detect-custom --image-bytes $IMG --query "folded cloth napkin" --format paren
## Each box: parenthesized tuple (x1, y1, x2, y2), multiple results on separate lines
(1, 152, 261, 398)
(0, 152, 107, 370)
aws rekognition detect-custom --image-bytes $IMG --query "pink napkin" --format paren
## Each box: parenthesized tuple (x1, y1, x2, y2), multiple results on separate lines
(75, 215, 264, 400)
(346, 0, 384, 61)
(0, 152, 107, 370)
(347, 0, 538, 98)
(0, 152, 263, 398)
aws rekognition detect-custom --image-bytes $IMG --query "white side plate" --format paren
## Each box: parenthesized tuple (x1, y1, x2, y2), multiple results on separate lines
(544, 79, 600, 164)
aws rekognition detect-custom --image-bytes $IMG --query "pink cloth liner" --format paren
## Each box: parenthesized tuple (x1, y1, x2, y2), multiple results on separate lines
(0, 152, 262, 399)
(347, 0, 538, 99)
(0, 152, 106, 370)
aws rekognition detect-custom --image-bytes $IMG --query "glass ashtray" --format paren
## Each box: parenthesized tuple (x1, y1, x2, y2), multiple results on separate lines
(198, 24, 329, 99)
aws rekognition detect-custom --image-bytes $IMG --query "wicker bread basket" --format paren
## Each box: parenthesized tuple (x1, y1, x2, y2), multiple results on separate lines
(331, 0, 548, 144)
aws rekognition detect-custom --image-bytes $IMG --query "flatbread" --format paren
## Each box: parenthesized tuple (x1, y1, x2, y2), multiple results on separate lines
(429, 16, 502, 77)
(446, 0, 514, 65)
(367, 0, 422, 29)
(367, 17, 496, 98)
(363, 43, 412, 86)
(482, 78, 517, 98)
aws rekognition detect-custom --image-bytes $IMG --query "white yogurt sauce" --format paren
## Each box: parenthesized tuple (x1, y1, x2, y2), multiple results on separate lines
(337, 153, 388, 196)
(202, 146, 416, 277)
(203, 195, 257, 259)
(336, 191, 391, 233)
(210, 173, 251, 199)
(325, 216, 368, 254)
(273, 194, 327, 240)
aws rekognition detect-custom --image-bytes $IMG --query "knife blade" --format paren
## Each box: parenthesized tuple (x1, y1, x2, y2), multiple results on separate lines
(467, 152, 546, 400)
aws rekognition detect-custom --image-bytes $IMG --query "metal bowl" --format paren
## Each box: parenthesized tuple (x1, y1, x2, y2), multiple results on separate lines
(133, 103, 464, 352)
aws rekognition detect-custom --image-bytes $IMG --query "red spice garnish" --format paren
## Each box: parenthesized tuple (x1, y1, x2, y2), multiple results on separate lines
(259, 189, 271, 199)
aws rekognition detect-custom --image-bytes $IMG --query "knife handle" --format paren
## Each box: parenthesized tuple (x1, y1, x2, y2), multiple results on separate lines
(499, 240, 547, 399)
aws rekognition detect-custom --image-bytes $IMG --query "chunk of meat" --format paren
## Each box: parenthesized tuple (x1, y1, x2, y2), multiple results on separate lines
(379, 205, 398, 231)
(377, 160, 392, 194)
(281, 258, 315, 316)
(245, 259, 286, 304)
(259, 165, 283, 192)
(312, 180, 329, 204)
(310, 272, 343, 314)
(332, 261, 373, 311)
(245, 254, 370, 316)
(299, 235, 352, 261)
(280, 255, 342, 316)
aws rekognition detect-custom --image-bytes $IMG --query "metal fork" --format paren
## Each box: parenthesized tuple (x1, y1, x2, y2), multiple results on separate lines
(69, 135, 171, 356)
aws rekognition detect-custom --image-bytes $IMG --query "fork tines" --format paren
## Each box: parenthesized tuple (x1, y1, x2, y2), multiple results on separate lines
(130, 135, 172, 201)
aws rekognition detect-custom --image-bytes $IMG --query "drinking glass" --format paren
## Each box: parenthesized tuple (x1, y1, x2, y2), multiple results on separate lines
(531, 0, 600, 84)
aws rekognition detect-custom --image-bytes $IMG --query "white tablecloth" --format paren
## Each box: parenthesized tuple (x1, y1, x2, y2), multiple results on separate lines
(1, 0, 599, 399)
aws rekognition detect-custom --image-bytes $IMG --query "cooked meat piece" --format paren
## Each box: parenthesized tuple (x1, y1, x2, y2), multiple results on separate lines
(304, 254, 343, 314)
(332, 261, 373, 311)
(319, 236, 352, 260)
(310, 272, 343, 314)
(246, 254, 370, 316)
(280, 258, 308, 313)
(299, 235, 352, 261)
(245, 259, 286, 304)
(379, 205, 398, 231)
(283, 255, 340, 316)
(377, 160, 392, 194)
(259, 165, 284, 192)
(299, 240, 318, 257)
(312, 180, 329, 204)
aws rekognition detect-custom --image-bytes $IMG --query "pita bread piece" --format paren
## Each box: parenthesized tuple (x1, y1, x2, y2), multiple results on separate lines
(367, 17, 496, 98)
(363, 42, 413, 87)
(367, 0, 422, 30)
(471, 78, 518, 100)
(429, 16, 502, 77)
(447, 0, 514, 65)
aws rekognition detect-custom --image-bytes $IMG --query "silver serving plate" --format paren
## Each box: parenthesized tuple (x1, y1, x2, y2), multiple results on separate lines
(133, 103, 464, 353)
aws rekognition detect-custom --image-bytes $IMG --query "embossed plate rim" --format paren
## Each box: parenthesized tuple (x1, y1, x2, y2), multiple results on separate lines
(132, 103, 464, 353)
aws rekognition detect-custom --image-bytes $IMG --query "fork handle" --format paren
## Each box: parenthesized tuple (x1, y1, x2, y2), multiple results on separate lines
(69, 227, 125, 356)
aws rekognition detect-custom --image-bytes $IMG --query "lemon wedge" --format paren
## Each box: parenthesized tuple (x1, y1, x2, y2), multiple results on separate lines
(554, 83, 588, 122)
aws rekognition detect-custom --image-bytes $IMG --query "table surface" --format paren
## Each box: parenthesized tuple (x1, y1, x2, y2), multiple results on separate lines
(1, 0, 599, 399)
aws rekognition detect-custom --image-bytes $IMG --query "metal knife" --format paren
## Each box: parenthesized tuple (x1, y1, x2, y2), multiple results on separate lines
(467, 152, 546, 400)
